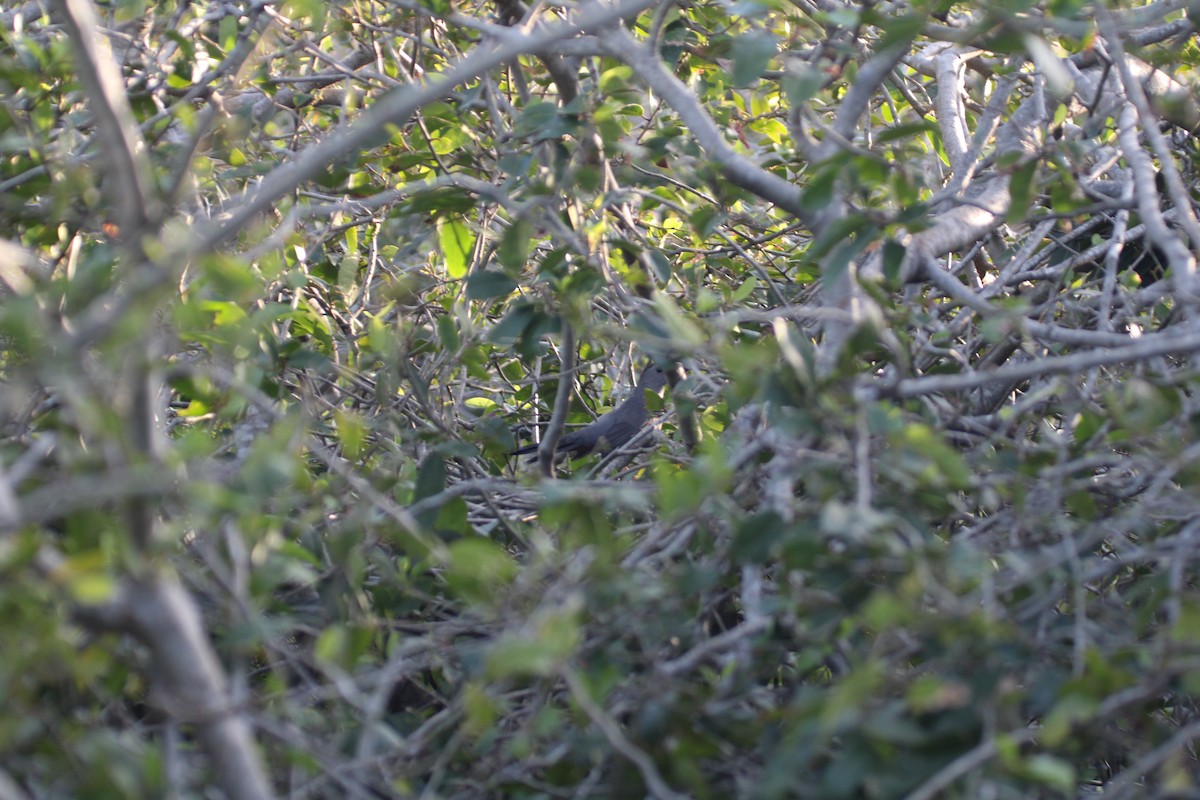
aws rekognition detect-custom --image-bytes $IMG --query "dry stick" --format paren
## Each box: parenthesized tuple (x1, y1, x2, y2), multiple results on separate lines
(406, 477, 536, 520)
(905, 682, 1166, 800)
(920, 255, 1139, 347)
(1102, 718, 1200, 799)
(1098, 181, 1135, 332)
(0, 238, 39, 294)
(903, 728, 1040, 800)
(1096, 5, 1200, 265)
(1111, 99, 1197, 287)
(196, 363, 444, 560)
(806, 35, 907, 374)
(0, 465, 176, 533)
(561, 668, 692, 800)
(930, 46, 982, 175)
(657, 617, 771, 677)
(538, 326, 577, 477)
(881, 327, 1200, 400)
(0, 768, 31, 800)
(69, 0, 655, 350)
(56, 0, 164, 348)
(892, 63, 1046, 261)
(0, 1, 45, 28)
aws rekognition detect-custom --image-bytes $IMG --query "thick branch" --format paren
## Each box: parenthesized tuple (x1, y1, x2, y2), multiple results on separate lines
(538, 327, 577, 477)
(53, 0, 159, 234)
(194, 0, 659, 255)
(828, 42, 911, 155)
(76, 576, 274, 800)
(598, 26, 810, 224)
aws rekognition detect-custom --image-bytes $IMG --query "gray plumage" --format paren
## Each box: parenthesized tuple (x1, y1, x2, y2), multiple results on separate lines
(511, 365, 667, 460)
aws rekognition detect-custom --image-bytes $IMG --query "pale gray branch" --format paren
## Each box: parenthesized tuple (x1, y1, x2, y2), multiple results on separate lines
(53, 0, 159, 234)
(562, 668, 691, 800)
(597, 26, 809, 223)
(828, 42, 911, 154)
(75, 577, 275, 800)
(538, 326, 577, 477)
(884, 328, 1200, 399)
(194, 0, 660, 255)
(1096, 7, 1200, 291)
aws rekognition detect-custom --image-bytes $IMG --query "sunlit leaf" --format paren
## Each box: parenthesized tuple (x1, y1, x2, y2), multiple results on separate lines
(438, 218, 473, 279)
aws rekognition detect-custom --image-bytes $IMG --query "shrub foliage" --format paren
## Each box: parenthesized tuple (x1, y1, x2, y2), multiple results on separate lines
(1, 0, 1199, 797)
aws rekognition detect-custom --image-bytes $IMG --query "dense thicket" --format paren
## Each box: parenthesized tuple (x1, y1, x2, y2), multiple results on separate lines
(2, 0, 1200, 797)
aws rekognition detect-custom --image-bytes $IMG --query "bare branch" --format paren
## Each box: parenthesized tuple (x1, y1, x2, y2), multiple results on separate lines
(562, 668, 691, 800)
(597, 26, 809, 223)
(75, 576, 275, 800)
(828, 42, 911, 155)
(194, 0, 660, 255)
(52, 0, 159, 234)
(537, 326, 577, 477)
(883, 327, 1200, 399)
(1096, 6, 1200, 291)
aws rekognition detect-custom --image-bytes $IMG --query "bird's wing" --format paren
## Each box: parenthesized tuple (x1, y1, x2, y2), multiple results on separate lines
(513, 427, 591, 461)
(592, 413, 640, 453)
(555, 428, 592, 457)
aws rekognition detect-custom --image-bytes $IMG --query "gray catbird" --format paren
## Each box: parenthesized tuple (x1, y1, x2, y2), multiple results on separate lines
(511, 365, 668, 460)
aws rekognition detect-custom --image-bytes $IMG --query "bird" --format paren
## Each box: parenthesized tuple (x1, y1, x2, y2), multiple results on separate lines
(511, 364, 668, 460)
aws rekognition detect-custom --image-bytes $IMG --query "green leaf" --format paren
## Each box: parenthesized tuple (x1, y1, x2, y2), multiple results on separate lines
(218, 13, 238, 52)
(647, 250, 673, 283)
(1109, 379, 1181, 438)
(1022, 33, 1073, 98)
(1022, 755, 1075, 793)
(284, 0, 326, 24)
(782, 63, 826, 106)
(486, 600, 582, 678)
(58, 553, 115, 604)
(892, 421, 973, 491)
(314, 626, 373, 670)
(488, 302, 537, 345)
(876, 120, 939, 144)
(730, 510, 784, 563)
(465, 396, 498, 413)
(730, 32, 777, 87)
(438, 218, 473, 279)
(801, 162, 839, 212)
(414, 453, 446, 504)
(881, 239, 906, 284)
(462, 682, 502, 736)
(822, 230, 874, 285)
(690, 205, 725, 237)
(876, 12, 924, 50)
(513, 100, 567, 142)
(599, 66, 633, 93)
(730, 275, 757, 303)
(337, 252, 360, 292)
(1005, 160, 1038, 226)
(437, 315, 460, 352)
(445, 538, 518, 604)
(498, 218, 532, 271)
(466, 270, 518, 300)
(334, 411, 366, 460)
(403, 187, 476, 214)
